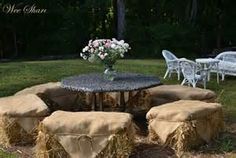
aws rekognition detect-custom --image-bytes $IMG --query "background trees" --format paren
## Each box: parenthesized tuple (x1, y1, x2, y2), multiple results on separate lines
(0, 0, 235, 59)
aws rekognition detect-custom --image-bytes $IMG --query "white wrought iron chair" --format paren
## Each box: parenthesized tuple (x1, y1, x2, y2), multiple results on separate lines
(213, 51, 236, 81)
(180, 59, 208, 89)
(162, 50, 181, 80)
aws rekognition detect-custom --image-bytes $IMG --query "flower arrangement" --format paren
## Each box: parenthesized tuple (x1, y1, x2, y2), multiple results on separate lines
(80, 38, 130, 81)
(80, 38, 130, 65)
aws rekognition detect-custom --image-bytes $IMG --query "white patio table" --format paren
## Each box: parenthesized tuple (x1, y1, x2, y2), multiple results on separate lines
(195, 58, 220, 84)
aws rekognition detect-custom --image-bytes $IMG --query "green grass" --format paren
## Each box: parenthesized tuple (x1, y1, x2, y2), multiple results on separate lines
(0, 59, 236, 157)
(1, 59, 236, 117)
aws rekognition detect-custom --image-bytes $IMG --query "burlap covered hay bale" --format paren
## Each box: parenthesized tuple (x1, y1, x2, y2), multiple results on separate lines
(146, 100, 224, 152)
(35, 111, 136, 158)
(0, 94, 49, 147)
(148, 85, 217, 106)
(102, 91, 152, 113)
(15, 82, 90, 112)
(126, 90, 152, 115)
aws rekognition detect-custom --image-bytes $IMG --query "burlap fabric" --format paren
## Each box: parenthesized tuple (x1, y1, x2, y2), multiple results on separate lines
(146, 100, 224, 152)
(100, 90, 152, 114)
(15, 82, 128, 112)
(0, 94, 49, 147)
(126, 90, 152, 115)
(15, 82, 90, 112)
(35, 111, 135, 158)
(148, 85, 217, 106)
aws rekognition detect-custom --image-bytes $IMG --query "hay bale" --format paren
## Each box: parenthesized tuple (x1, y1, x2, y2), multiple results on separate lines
(14, 82, 122, 112)
(126, 90, 152, 115)
(14, 82, 90, 112)
(148, 85, 217, 106)
(0, 94, 49, 147)
(35, 111, 135, 158)
(146, 100, 224, 152)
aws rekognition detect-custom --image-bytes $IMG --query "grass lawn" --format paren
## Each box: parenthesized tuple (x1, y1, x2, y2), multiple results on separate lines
(0, 59, 236, 157)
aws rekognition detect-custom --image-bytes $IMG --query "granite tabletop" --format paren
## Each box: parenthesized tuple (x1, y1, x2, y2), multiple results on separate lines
(61, 72, 161, 93)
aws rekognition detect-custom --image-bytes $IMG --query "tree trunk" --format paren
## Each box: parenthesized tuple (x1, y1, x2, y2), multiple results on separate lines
(216, 23, 222, 49)
(190, 0, 197, 23)
(117, 0, 125, 40)
(216, 0, 223, 49)
(200, 31, 207, 56)
(113, 0, 117, 38)
(13, 29, 18, 58)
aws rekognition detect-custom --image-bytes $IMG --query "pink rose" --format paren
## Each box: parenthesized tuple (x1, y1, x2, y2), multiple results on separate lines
(93, 41, 99, 47)
(105, 42, 111, 48)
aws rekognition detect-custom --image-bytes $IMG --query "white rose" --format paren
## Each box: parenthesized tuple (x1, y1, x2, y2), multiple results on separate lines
(99, 54, 106, 60)
(99, 46, 104, 51)
(112, 38, 118, 42)
(90, 48, 94, 53)
(82, 46, 89, 52)
(124, 43, 129, 48)
(111, 44, 116, 49)
(118, 40, 124, 45)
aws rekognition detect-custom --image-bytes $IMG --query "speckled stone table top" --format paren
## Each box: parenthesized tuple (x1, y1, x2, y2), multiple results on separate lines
(61, 73, 161, 93)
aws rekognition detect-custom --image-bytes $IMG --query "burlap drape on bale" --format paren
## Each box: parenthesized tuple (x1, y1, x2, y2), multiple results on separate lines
(126, 90, 152, 114)
(0, 94, 49, 147)
(35, 111, 135, 158)
(15, 82, 83, 112)
(148, 85, 217, 106)
(14, 82, 131, 112)
(146, 100, 224, 152)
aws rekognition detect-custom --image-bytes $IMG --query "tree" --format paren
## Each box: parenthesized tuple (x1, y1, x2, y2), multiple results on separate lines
(116, 0, 125, 40)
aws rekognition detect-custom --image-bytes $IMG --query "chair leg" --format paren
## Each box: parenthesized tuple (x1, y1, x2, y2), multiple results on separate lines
(164, 69, 169, 79)
(181, 79, 186, 85)
(177, 70, 180, 80)
(203, 80, 206, 89)
(207, 71, 211, 81)
(222, 73, 225, 81)
(168, 71, 172, 78)
(192, 82, 196, 88)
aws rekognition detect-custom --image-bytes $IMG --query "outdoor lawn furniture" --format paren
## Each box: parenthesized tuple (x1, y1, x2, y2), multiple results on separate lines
(195, 58, 220, 83)
(180, 59, 208, 89)
(0, 94, 49, 147)
(213, 51, 236, 81)
(61, 72, 161, 111)
(146, 100, 224, 152)
(162, 50, 183, 80)
(147, 85, 216, 106)
(35, 111, 136, 158)
(15, 82, 87, 112)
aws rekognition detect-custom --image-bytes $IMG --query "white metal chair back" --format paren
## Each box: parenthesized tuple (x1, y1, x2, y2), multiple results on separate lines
(180, 59, 206, 89)
(180, 59, 197, 80)
(162, 50, 181, 80)
(215, 51, 236, 61)
(162, 50, 178, 61)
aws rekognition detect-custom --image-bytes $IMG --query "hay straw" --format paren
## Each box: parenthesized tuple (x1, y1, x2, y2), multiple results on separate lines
(97, 128, 134, 158)
(148, 110, 224, 153)
(35, 123, 69, 158)
(0, 116, 36, 147)
(126, 90, 151, 113)
(35, 123, 135, 158)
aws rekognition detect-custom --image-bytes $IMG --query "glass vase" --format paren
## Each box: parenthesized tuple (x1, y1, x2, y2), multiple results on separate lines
(103, 64, 117, 81)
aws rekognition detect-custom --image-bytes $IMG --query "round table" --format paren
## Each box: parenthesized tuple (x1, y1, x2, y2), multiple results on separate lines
(195, 58, 220, 83)
(61, 73, 161, 111)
